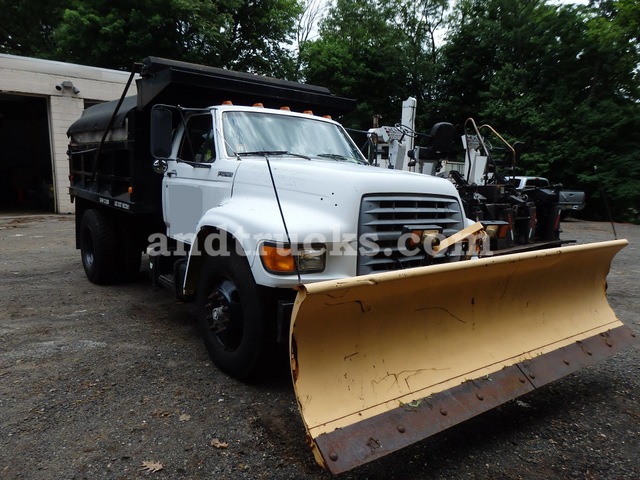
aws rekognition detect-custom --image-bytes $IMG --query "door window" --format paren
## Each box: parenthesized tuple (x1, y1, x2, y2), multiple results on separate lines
(178, 114, 215, 163)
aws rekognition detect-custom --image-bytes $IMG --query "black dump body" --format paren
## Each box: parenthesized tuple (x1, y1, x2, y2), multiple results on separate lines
(67, 56, 356, 218)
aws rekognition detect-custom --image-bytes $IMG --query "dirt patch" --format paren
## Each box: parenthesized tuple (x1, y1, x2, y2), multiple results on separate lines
(0, 215, 638, 479)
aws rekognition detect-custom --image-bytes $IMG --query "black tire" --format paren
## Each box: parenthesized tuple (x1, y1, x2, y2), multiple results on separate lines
(197, 253, 273, 380)
(80, 209, 117, 284)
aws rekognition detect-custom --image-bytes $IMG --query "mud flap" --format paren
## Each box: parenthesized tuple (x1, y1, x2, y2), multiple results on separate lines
(289, 239, 637, 474)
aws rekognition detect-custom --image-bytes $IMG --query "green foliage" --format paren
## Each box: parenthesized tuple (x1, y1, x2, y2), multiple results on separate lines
(219, 0, 303, 78)
(437, 0, 640, 222)
(0, 0, 67, 58)
(301, 0, 448, 130)
(2, 0, 302, 75)
(52, 0, 227, 69)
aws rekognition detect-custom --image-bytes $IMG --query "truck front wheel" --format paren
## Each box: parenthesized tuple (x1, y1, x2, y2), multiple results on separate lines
(80, 209, 117, 284)
(197, 254, 272, 380)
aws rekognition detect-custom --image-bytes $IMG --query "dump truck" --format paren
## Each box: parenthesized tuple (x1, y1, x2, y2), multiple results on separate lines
(68, 57, 636, 474)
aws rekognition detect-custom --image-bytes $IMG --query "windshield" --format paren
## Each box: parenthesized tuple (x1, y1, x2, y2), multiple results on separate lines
(222, 111, 366, 164)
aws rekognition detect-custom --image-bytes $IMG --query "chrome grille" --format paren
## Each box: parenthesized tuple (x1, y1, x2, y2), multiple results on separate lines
(357, 194, 464, 275)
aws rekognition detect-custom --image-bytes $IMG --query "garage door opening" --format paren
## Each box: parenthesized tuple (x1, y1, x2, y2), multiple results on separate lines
(0, 93, 55, 213)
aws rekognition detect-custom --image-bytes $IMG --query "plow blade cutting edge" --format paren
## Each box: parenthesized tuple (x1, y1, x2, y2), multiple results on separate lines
(290, 239, 637, 474)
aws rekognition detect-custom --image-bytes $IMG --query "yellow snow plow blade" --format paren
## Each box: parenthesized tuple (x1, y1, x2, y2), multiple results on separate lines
(290, 239, 636, 474)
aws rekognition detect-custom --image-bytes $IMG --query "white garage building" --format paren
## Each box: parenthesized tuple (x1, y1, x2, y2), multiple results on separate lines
(0, 54, 137, 214)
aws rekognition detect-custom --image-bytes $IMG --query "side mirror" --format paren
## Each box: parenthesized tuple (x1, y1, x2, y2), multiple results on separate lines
(150, 107, 173, 159)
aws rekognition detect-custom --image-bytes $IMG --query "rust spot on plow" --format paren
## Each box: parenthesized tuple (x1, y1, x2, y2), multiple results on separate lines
(366, 437, 382, 451)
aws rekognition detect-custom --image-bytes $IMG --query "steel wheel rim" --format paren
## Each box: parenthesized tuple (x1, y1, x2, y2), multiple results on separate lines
(82, 228, 95, 268)
(205, 278, 244, 351)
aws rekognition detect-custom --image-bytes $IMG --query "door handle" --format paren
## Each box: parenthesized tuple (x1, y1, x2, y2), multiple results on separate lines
(167, 170, 177, 177)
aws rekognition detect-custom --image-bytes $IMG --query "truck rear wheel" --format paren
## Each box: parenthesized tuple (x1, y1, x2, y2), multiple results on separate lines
(197, 254, 272, 380)
(80, 209, 117, 284)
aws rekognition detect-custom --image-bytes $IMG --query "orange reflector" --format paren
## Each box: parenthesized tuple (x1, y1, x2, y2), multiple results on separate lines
(260, 244, 295, 273)
(222, 100, 233, 105)
(128, 186, 133, 195)
(322, 115, 332, 119)
(280, 106, 291, 111)
(253, 102, 264, 108)
(303, 110, 313, 115)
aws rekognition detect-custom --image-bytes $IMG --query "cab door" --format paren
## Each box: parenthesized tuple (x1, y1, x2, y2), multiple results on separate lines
(163, 112, 238, 241)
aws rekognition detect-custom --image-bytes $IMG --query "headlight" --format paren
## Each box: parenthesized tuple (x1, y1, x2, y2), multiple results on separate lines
(260, 242, 326, 275)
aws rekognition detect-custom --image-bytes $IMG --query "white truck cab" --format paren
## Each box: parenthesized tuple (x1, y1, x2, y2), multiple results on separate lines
(153, 104, 468, 292)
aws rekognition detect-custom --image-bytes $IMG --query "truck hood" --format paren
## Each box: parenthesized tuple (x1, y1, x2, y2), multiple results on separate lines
(233, 157, 460, 202)
(227, 157, 464, 238)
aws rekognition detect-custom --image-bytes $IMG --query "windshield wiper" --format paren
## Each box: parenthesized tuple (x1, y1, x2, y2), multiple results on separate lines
(237, 150, 288, 156)
(317, 153, 365, 164)
(237, 151, 311, 160)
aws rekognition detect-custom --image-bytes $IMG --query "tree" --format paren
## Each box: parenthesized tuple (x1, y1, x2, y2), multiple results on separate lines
(2, 0, 303, 76)
(440, 0, 640, 221)
(570, 0, 640, 220)
(51, 0, 234, 70)
(390, 0, 450, 127)
(301, 0, 449, 130)
(292, 0, 330, 79)
(0, 0, 67, 58)
(216, 0, 303, 77)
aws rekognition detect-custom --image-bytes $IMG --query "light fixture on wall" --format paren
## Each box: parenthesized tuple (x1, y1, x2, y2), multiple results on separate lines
(55, 80, 80, 94)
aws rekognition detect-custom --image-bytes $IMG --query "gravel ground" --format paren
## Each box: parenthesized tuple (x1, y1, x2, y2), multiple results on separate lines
(0, 214, 638, 480)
